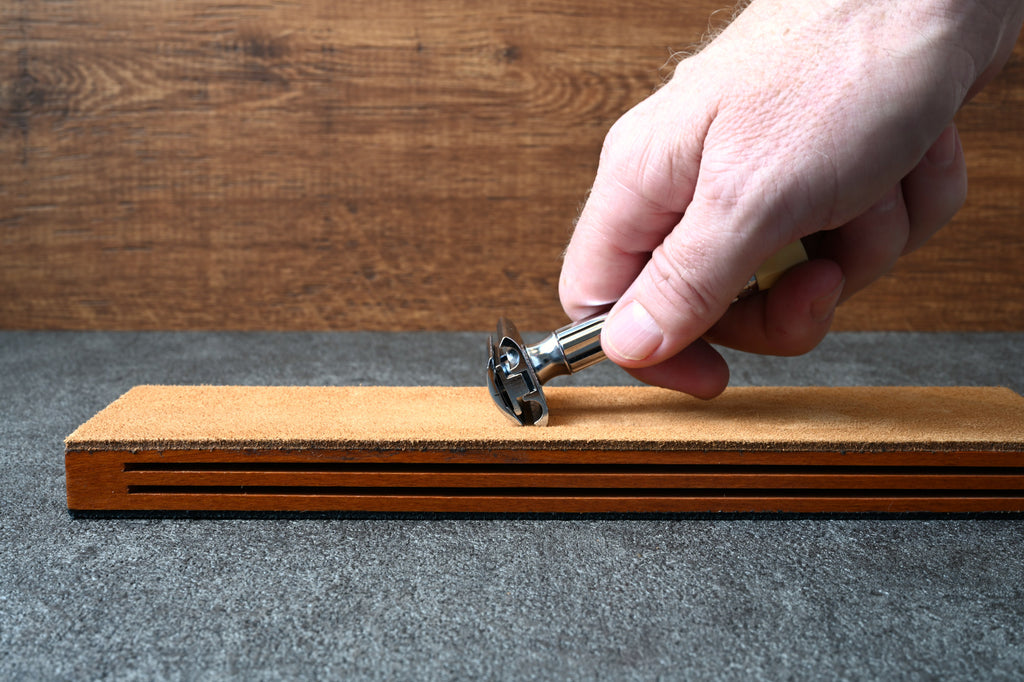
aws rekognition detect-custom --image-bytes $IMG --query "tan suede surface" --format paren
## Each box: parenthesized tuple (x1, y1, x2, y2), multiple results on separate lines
(65, 385, 1024, 452)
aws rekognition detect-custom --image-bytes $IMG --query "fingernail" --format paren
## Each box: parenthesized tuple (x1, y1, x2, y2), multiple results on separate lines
(925, 124, 957, 168)
(810, 278, 844, 323)
(604, 301, 663, 361)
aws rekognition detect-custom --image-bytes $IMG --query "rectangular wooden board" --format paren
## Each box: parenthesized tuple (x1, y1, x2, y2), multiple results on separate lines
(65, 385, 1024, 514)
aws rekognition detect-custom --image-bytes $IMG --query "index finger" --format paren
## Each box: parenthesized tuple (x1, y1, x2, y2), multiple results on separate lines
(558, 93, 707, 320)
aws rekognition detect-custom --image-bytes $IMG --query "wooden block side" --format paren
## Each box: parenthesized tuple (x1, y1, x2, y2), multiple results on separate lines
(66, 447, 1024, 513)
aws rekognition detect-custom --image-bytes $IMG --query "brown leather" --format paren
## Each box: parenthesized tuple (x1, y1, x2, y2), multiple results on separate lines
(66, 385, 1024, 453)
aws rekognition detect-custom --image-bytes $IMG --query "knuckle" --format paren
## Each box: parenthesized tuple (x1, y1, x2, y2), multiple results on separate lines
(603, 128, 666, 199)
(601, 105, 650, 169)
(600, 96, 694, 208)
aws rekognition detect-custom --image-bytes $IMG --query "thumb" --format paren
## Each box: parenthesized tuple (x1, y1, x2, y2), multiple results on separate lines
(601, 192, 779, 366)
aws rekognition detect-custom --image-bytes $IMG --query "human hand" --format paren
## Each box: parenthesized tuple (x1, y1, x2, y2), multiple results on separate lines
(559, 0, 1024, 397)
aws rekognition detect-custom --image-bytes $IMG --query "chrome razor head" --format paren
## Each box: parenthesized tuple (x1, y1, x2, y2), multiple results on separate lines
(486, 318, 549, 427)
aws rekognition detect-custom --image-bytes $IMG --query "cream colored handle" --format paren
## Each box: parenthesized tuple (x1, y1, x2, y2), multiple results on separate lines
(753, 240, 809, 291)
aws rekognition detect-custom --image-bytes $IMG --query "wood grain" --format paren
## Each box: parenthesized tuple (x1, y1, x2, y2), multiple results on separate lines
(66, 449, 1024, 514)
(3, 1, 1023, 330)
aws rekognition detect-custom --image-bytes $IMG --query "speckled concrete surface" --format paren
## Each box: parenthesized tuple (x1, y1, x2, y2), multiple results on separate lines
(3, 331, 1024, 680)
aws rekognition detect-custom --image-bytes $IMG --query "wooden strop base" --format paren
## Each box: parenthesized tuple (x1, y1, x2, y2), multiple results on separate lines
(65, 385, 1024, 514)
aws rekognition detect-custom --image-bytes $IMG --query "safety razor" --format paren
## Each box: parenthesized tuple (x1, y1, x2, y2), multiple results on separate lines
(486, 240, 809, 426)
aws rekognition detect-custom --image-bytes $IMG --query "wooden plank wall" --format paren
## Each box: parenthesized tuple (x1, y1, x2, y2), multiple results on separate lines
(2, 1, 1022, 331)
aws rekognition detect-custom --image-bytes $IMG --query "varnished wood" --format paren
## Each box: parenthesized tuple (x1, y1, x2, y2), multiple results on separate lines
(66, 448, 1024, 514)
(3, 2, 1023, 331)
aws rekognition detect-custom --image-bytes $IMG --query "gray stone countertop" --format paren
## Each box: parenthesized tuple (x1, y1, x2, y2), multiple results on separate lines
(3, 331, 1023, 680)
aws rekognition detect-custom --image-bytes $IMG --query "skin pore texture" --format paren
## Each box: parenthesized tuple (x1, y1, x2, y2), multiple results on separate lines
(559, 0, 1024, 398)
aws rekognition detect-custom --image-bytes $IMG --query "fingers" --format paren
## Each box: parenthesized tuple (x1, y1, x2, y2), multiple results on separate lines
(816, 183, 911, 303)
(559, 86, 710, 321)
(594, 119, 967, 368)
(622, 338, 730, 399)
(599, 186, 783, 367)
(697, 122, 966, 358)
(810, 122, 966, 304)
(900, 123, 967, 256)
(703, 259, 845, 356)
